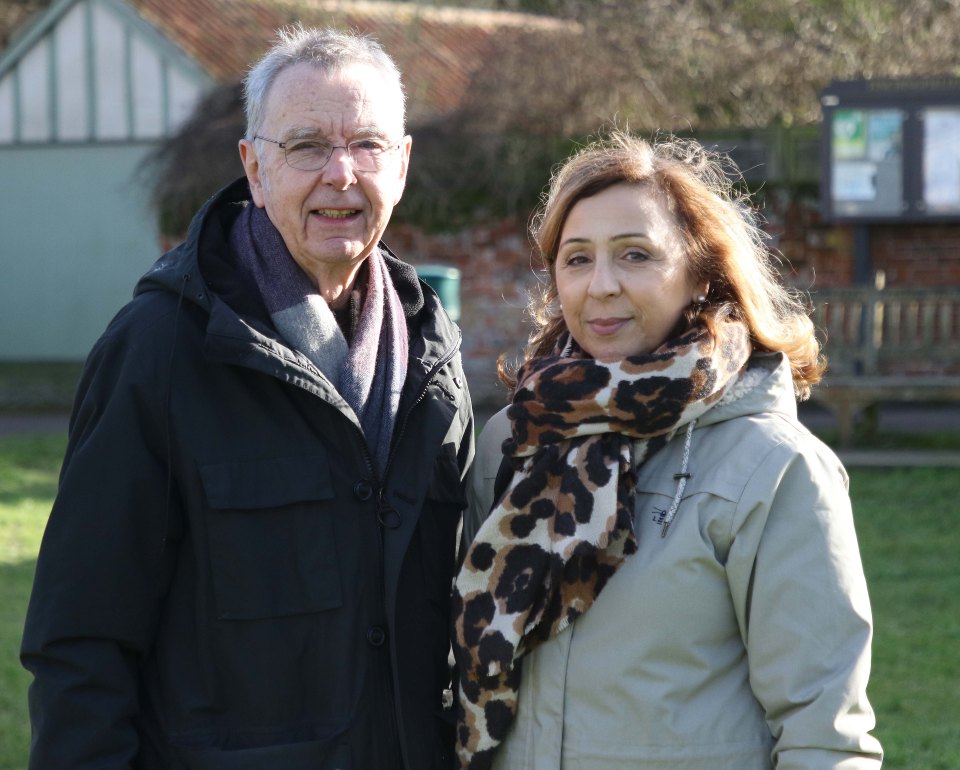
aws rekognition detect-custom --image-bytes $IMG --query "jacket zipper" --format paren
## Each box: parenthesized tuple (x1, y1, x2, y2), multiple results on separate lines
(383, 330, 462, 481)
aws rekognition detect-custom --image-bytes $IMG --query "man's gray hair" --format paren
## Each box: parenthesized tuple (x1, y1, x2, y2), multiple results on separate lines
(243, 25, 406, 140)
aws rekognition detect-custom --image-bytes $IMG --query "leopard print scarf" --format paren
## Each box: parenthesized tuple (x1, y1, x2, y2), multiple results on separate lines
(452, 319, 751, 770)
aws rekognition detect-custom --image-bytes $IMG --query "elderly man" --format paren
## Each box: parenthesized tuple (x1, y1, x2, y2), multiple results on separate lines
(21, 26, 473, 770)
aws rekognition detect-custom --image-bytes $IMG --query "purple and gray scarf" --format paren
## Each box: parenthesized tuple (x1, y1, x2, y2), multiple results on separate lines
(230, 203, 408, 472)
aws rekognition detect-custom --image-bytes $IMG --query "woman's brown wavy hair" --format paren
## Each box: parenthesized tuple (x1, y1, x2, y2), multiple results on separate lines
(499, 130, 825, 399)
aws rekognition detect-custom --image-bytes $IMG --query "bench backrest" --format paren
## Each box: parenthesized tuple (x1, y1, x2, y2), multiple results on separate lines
(810, 287, 960, 376)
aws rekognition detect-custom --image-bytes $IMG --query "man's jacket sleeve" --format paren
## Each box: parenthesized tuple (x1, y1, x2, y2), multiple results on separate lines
(21, 329, 178, 769)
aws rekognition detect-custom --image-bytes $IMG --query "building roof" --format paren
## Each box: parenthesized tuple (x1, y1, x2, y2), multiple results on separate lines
(1, 0, 579, 124)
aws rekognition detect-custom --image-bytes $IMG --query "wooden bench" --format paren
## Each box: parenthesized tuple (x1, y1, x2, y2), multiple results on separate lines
(808, 284, 960, 446)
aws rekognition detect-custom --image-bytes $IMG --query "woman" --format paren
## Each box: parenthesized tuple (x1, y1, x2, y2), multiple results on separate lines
(452, 132, 882, 770)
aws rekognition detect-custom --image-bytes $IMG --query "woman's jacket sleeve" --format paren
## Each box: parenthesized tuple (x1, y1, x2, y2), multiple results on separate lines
(725, 443, 884, 770)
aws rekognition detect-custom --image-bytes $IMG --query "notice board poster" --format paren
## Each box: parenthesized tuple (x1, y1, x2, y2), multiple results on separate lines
(923, 108, 960, 213)
(830, 108, 903, 216)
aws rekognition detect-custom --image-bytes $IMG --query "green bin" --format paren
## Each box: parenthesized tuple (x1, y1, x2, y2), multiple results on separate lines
(416, 264, 461, 322)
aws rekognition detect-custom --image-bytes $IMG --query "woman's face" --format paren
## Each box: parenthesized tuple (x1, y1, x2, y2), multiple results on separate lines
(555, 182, 700, 362)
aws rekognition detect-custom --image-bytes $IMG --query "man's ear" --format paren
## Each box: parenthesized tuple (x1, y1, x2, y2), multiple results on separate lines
(392, 134, 413, 204)
(239, 139, 266, 208)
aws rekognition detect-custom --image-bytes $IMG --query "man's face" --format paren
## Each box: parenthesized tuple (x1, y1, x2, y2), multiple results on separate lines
(239, 62, 411, 307)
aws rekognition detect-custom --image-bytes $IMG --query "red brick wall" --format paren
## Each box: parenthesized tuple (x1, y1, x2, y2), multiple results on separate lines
(762, 195, 960, 289)
(761, 194, 857, 289)
(871, 225, 960, 287)
(387, 220, 538, 407)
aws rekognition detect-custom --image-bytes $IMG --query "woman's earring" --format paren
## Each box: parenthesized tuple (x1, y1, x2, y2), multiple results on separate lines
(695, 294, 707, 304)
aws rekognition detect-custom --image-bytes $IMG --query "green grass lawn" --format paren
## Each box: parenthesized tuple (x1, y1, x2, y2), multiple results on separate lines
(850, 466, 960, 770)
(0, 433, 65, 770)
(1, 431, 958, 768)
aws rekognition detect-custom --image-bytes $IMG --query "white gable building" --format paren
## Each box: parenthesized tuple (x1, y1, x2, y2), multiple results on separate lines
(0, 0, 211, 359)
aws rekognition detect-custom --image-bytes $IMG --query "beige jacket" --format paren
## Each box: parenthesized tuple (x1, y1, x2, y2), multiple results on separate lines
(463, 353, 882, 770)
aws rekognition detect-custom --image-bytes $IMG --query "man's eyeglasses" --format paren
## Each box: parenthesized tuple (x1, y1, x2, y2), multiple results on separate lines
(254, 135, 403, 173)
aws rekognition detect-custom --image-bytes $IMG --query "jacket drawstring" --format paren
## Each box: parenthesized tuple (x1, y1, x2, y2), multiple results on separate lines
(660, 419, 696, 538)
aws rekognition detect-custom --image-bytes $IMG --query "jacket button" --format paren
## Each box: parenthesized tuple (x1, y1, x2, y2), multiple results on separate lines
(366, 626, 387, 647)
(353, 480, 374, 501)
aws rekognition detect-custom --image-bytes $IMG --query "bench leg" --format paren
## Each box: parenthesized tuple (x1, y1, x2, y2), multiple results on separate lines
(861, 402, 879, 441)
(833, 401, 856, 448)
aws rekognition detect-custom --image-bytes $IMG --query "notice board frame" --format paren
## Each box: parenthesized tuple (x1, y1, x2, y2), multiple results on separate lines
(820, 78, 960, 224)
